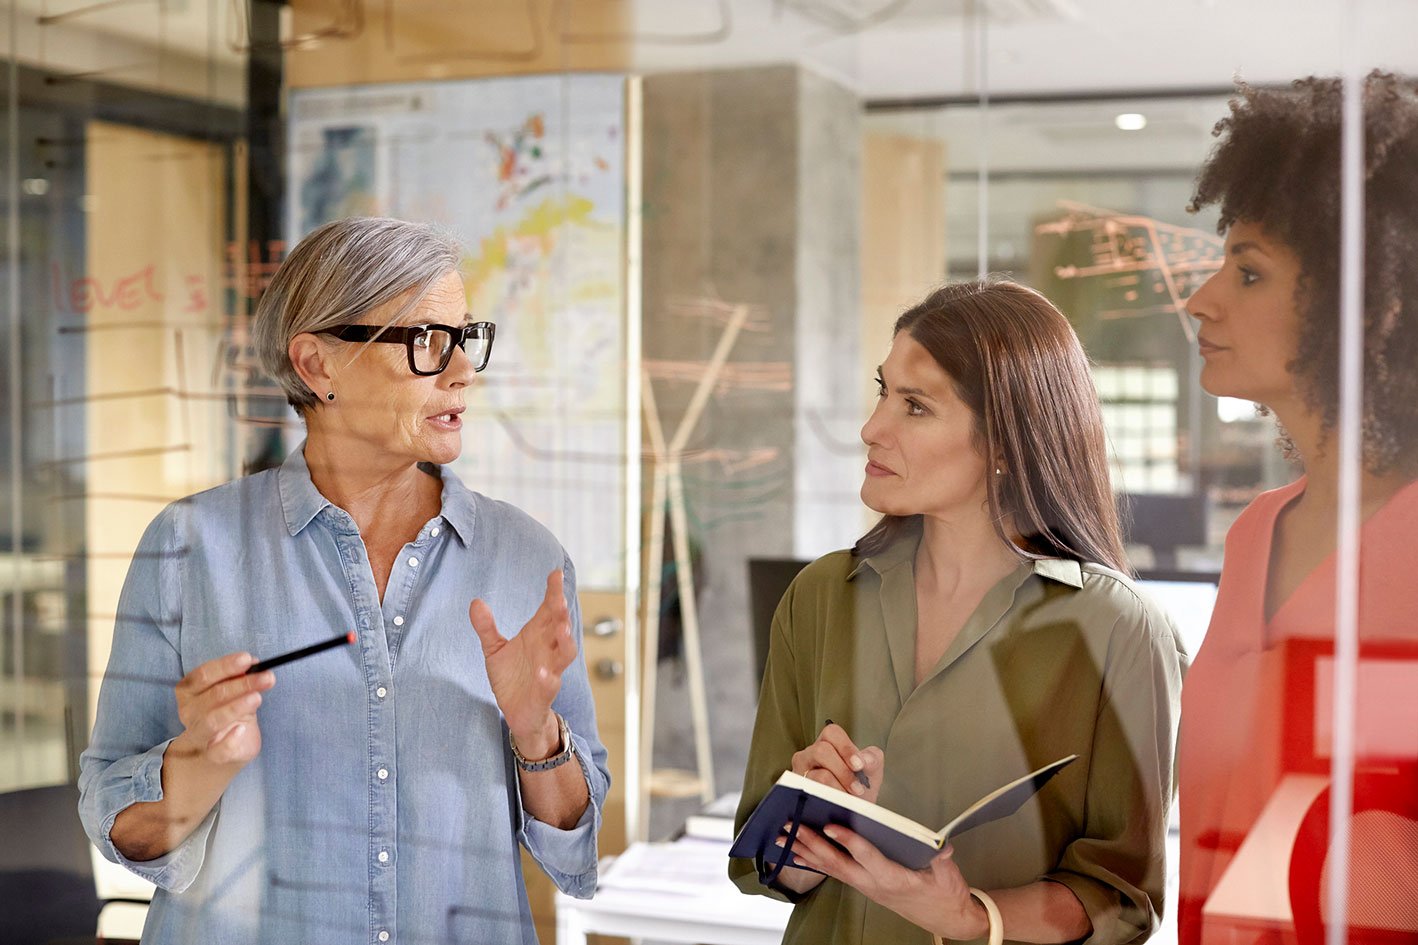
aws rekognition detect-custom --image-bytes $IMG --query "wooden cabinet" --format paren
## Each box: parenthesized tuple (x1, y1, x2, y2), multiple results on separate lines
(521, 588, 633, 945)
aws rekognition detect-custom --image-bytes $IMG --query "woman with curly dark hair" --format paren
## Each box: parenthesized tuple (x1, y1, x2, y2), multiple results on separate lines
(1179, 72, 1418, 945)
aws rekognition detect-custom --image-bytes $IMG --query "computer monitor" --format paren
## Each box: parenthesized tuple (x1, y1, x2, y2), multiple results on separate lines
(747, 558, 812, 685)
(1135, 568, 1220, 663)
(1121, 492, 1209, 570)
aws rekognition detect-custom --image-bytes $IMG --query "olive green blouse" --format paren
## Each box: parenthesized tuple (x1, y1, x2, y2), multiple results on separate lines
(729, 526, 1187, 945)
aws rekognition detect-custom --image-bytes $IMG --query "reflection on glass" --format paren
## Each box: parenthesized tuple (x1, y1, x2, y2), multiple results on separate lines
(1179, 73, 1418, 945)
(7, 1, 1418, 941)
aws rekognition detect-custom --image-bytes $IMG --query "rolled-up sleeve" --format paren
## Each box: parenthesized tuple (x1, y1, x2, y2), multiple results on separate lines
(77, 503, 216, 892)
(512, 552, 610, 898)
(1043, 608, 1186, 945)
(729, 584, 806, 901)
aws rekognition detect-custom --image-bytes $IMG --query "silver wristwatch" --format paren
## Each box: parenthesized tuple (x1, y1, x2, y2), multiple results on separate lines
(509, 713, 576, 772)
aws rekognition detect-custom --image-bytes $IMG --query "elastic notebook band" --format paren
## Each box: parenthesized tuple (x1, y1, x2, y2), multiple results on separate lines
(756, 792, 809, 893)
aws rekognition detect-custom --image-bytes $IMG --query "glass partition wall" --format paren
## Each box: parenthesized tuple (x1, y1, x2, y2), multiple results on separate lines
(2, 6, 253, 794)
(4, 1, 1416, 943)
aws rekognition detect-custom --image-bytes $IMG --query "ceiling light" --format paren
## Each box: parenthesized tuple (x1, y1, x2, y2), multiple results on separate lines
(1115, 113, 1148, 131)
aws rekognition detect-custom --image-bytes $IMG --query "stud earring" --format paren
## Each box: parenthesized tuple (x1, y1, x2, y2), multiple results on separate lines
(994, 467, 1003, 475)
(326, 392, 336, 402)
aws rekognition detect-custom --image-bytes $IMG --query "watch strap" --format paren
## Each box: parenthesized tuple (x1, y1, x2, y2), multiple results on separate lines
(510, 713, 575, 772)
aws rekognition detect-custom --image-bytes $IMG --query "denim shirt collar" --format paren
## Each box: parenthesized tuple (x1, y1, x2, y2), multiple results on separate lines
(277, 445, 327, 536)
(432, 465, 478, 547)
(278, 441, 477, 546)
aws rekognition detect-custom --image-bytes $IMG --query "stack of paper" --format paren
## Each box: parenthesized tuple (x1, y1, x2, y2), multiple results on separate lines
(595, 838, 794, 925)
(682, 791, 741, 841)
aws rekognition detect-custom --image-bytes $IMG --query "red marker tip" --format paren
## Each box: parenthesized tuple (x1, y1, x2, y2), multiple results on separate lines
(346, 631, 357, 643)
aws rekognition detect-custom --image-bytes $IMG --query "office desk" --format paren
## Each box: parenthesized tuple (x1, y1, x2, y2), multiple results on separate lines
(555, 839, 793, 945)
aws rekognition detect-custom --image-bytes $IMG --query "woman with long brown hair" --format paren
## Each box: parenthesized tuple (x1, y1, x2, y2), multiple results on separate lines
(730, 279, 1185, 945)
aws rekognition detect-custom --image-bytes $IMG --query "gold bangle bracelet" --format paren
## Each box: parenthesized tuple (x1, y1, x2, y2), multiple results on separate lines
(932, 887, 1002, 945)
(970, 887, 1003, 945)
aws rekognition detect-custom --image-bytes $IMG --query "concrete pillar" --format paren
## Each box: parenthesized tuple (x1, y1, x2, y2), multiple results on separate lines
(640, 63, 861, 831)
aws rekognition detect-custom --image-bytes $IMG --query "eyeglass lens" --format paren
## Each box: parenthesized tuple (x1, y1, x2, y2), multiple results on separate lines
(412, 327, 454, 373)
(411, 326, 492, 373)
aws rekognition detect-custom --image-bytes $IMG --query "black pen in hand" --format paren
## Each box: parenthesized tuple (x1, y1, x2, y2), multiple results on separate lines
(824, 718, 871, 790)
(246, 631, 356, 674)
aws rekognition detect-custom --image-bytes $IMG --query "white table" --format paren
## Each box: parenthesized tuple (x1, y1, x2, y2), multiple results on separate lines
(92, 843, 154, 940)
(555, 839, 793, 945)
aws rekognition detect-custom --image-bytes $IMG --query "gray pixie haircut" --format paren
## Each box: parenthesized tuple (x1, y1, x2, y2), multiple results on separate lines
(253, 217, 461, 411)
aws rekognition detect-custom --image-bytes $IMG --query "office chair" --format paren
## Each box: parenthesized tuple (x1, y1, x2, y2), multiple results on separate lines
(1288, 764, 1418, 945)
(0, 782, 145, 945)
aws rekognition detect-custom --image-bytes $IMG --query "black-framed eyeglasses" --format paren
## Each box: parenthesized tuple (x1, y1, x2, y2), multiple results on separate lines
(315, 321, 496, 376)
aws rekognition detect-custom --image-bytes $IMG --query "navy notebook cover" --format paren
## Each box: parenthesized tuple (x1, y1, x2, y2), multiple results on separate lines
(729, 755, 1075, 873)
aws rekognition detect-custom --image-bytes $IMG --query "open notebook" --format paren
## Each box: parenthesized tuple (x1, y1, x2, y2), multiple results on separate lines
(729, 755, 1076, 872)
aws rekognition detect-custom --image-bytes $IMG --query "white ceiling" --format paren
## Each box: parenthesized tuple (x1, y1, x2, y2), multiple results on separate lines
(866, 94, 1235, 173)
(9, 0, 1418, 106)
(626, 0, 1418, 100)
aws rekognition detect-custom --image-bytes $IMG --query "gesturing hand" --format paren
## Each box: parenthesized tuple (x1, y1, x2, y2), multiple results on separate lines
(171, 652, 275, 767)
(469, 570, 577, 758)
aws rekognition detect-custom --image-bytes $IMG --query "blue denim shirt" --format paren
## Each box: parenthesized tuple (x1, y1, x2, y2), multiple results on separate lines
(78, 445, 610, 945)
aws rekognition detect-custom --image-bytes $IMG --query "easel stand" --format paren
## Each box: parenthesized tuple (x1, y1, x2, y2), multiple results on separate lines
(637, 303, 751, 837)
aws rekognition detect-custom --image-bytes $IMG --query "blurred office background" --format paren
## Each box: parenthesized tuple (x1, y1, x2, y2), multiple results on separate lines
(2, 1, 1414, 942)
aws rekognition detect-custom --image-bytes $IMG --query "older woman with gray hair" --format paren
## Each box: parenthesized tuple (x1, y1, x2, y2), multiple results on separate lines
(78, 216, 609, 944)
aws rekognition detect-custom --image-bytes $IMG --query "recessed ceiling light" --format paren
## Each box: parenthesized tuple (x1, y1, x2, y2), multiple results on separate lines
(1115, 113, 1147, 131)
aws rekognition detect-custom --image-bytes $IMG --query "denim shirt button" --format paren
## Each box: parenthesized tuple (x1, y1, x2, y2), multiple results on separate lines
(393, 616, 404, 627)
(430, 527, 440, 538)
(407, 556, 419, 568)
(376, 686, 387, 699)
(377, 768, 389, 781)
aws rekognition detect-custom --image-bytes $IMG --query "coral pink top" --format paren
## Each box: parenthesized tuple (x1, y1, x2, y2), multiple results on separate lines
(1178, 476, 1418, 945)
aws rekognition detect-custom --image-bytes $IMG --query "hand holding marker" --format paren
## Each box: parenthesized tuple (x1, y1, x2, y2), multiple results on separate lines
(246, 631, 357, 674)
